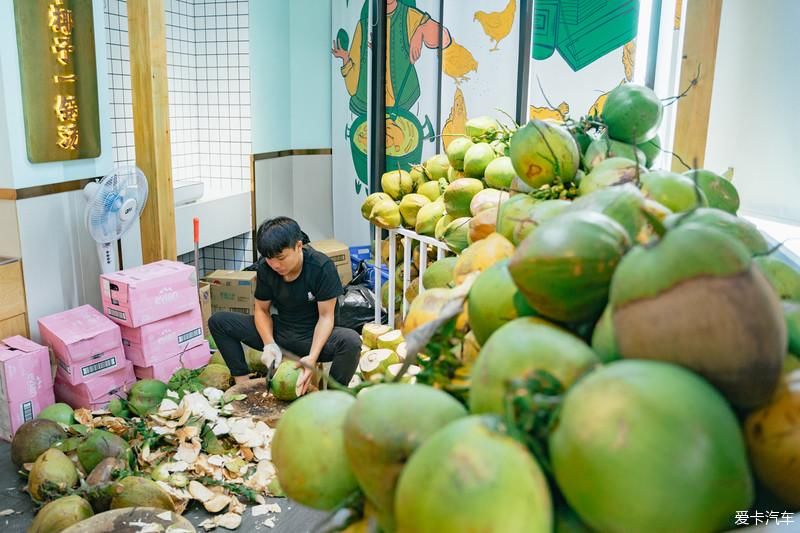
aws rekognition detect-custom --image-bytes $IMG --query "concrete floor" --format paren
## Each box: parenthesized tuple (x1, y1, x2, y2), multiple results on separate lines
(0, 440, 326, 533)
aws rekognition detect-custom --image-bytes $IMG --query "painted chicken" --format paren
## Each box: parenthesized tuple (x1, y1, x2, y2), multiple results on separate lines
(443, 41, 478, 84)
(529, 101, 569, 123)
(441, 88, 467, 150)
(474, 0, 517, 52)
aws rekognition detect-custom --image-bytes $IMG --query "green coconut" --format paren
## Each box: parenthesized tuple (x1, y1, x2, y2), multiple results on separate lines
(359, 349, 400, 380)
(434, 213, 453, 241)
(447, 166, 465, 183)
(443, 178, 484, 218)
(270, 361, 303, 401)
(362, 324, 392, 349)
(550, 360, 753, 533)
(570, 184, 647, 243)
(209, 352, 226, 366)
(421, 257, 458, 290)
(509, 211, 631, 323)
(198, 363, 233, 390)
(28, 448, 78, 501)
(664, 207, 768, 255)
(361, 192, 394, 220)
(77, 430, 133, 474)
(369, 199, 402, 229)
(395, 416, 552, 533)
(469, 188, 508, 216)
(29, 495, 94, 533)
(272, 391, 359, 510)
(685, 168, 740, 214)
(376, 330, 404, 351)
(582, 137, 646, 172)
(601, 83, 664, 144)
(610, 223, 786, 408)
(463, 142, 497, 179)
(509, 175, 535, 195)
(467, 260, 536, 345)
(490, 139, 510, 157)
(465, 115, 500, 140)
(107, 398, 130, 419)
(442, 217, 472, 254)
(344, 384, 467, 529)
(754, 256, 800, 300)
(785, 302, 800, 355)
(245, 346, 267, 373)
(484, 156, 518, 189)
(510, 199, 572, 246)
(37, 403, 76, 426)
(578, 157, 644, 196)
(591, 304, 619, 363)
(409, 165, 426, 189)
(640, 170, 708, 213)
(206, 334, 217, 351)
(496, 194, 537, 242)
(638, 134, 661, 168)
(415, 198, 446, 236)
(398, 194, 431, 228)
(424, 153, 451, 181)
(110, 476, 176, 512)
(452, 233, 515, 285)
(127, 379, 168, 417)
(416, 179, 446, 202)
(509, 119, 580, 188)
(470, 318, 598, 415)
(446, 136, 474, 171)
(380, 169, 413, 200)
(11, 419, 67, 468)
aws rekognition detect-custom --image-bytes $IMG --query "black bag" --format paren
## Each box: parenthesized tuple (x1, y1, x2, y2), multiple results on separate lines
(335, 261, 387, 332)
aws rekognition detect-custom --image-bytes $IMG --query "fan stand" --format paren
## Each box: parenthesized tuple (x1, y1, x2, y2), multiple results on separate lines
(97, 241, 118, 274)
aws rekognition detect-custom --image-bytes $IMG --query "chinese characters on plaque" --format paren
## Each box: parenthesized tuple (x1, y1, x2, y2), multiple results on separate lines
(13, 0, 101, 163)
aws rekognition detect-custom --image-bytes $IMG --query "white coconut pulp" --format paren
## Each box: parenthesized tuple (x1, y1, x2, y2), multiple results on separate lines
(395, 342, 407, 361)
(359, 349, 400, 379)
(377, 330, 405, 351)
(362, 324, 392, 349)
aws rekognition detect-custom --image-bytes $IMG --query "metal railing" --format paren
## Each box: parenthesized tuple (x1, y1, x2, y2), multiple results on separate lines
(373, 225, 451, 328)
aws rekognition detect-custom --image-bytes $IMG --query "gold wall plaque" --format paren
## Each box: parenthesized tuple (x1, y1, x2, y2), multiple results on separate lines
(13, 0, 101, 163)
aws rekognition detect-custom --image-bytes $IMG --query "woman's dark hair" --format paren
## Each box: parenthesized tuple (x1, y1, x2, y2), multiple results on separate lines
(256, 217, 306, 259)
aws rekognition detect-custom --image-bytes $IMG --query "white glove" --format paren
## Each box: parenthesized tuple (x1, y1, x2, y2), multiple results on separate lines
(261, 343, 283, 369)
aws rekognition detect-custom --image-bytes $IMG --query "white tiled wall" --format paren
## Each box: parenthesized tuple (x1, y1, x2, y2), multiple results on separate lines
(104, 0, 252, 270)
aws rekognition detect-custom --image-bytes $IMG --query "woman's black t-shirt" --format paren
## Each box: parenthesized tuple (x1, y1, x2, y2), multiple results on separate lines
(254, 247, 343, 336)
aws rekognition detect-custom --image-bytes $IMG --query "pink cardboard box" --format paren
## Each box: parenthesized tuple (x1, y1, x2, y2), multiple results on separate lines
(120, 306, 204, 367)
(101, 260, 198, 328)
(133, 340, 211, 382)
(0, 388, 55, 441)
(38, 305, 127, 386)
(0, 336, 53, 402)
(54, 361, 136, 411)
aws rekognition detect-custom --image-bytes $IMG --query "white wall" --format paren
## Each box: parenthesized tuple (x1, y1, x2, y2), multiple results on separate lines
(16, 191, 102, 340)
(704, 0, 800, 225)
(0, 200, 21, 258)
(254, 155, 334, 243)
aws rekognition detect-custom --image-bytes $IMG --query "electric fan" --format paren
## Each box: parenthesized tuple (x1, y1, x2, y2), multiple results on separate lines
(83, 166, 149, 274)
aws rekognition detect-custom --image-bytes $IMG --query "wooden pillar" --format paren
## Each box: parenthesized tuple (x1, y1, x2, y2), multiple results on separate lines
(128, 0, 176, 261)
(671, 0, 723, 171)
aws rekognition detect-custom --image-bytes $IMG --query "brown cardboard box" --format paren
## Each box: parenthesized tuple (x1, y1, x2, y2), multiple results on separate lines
(198, 281, 211, 336)
(204, 270, 257, 315)
(0, 258, 26, 322)
(310, 240, 352, 285)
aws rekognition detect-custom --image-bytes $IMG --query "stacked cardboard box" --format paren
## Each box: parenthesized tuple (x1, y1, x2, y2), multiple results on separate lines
(204, 270, 257, 315)
(311, 240, 352, 285)
(101, 260, 211, 382)
(0, 336, 55, 440)
(39, 305, 135, 410)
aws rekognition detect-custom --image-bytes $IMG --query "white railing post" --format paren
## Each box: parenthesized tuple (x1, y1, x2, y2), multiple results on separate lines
(418, 242, 428, 294)
(402, 235, 411, 318)
(374, 225, 382, 325)
(388, 230, 397, 329)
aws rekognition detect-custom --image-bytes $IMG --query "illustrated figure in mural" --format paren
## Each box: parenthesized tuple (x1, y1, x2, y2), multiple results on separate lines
(530, 101, 570, 122)
(442, 40, 478, 85)
(333, 0, 452, 194)
(441, 87, 467, 150)
(474, 0, 517, 51)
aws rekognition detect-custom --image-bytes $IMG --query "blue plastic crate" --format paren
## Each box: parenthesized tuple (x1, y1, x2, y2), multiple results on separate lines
(350, 245, 372, 275)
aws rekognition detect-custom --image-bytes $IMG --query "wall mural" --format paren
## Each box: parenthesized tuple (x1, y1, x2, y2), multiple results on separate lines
(528, 0, 640, 122)
(440, 0, 519, 152)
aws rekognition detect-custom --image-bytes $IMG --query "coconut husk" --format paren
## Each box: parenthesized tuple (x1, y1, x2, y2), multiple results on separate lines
(60, 507, 196, 533)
